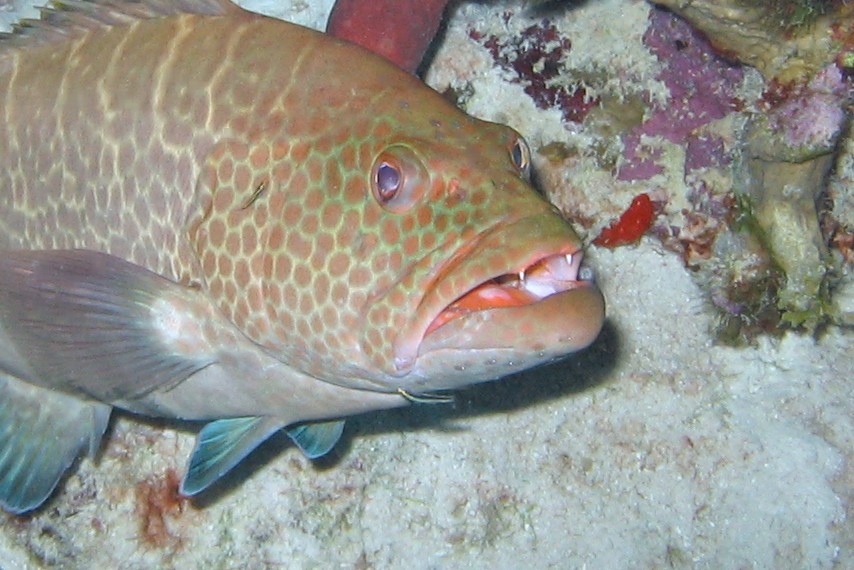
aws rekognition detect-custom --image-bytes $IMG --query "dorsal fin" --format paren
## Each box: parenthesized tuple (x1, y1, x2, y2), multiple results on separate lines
(0, 0, 240, 52)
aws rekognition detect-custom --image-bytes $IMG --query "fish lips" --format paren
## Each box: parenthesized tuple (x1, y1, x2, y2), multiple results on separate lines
(394, 212, 606, 382)
(418, 283, 605, 357)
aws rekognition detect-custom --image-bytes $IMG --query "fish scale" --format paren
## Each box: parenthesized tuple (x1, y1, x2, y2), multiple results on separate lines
(0, 0, 604, 512)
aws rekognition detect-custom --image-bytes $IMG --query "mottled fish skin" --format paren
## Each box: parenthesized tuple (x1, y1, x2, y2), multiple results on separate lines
(0, 0, 605, 510)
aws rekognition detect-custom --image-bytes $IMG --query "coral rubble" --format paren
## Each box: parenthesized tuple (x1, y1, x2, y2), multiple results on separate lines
(649, 0, 854, 83)
(647, 0, 853, 333)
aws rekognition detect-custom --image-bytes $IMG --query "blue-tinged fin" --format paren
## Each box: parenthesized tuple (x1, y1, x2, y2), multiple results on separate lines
(286, 420, 345, 459)
(0, 373, 110, 514)
(0, 249, 217, 402)
(180, 416, 285, 497)
(181, 418, 346, 496)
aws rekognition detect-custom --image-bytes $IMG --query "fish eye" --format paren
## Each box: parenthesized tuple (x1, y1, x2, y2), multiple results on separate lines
(510, 137, 531, 176)
(371, 145, 428, 213)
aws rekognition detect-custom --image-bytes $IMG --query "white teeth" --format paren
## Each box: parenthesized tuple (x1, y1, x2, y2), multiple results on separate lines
(524, 279, 558, 298)
(565, 254, 573, 266)
(518, 270, 525, 282)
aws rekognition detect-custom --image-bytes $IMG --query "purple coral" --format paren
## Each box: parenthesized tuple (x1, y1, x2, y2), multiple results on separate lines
(766, 65, 851, 152)
(617, 9, 744, 181)
(685, 134, 729, 172)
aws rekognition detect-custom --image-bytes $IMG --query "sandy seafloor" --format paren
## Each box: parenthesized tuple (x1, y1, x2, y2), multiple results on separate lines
(1, 0, 853, 568)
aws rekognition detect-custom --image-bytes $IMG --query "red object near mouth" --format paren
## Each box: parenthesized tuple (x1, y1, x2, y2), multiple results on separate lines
(593, 193, 656, 247)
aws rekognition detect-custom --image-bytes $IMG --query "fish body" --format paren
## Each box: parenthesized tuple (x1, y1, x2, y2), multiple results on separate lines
(0, 0, 604, 512)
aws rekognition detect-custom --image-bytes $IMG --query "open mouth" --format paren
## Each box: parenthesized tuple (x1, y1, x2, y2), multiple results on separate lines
(383, 211, 605, 375)
(425, 251, 587, 336)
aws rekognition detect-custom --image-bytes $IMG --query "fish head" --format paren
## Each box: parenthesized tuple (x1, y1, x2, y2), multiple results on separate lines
(354, 119, 606, 392)
(192, 91, 603, 393)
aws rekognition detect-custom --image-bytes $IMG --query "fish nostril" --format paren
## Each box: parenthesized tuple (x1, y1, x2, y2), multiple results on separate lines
(447, 179, 467, 202)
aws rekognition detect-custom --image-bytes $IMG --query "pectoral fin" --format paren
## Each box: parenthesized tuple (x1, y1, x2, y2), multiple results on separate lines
(181, 416, 285, 497)
(286, 420, 345, 459)
(0, 249, 218, 402)
(0, 374, 110, 514)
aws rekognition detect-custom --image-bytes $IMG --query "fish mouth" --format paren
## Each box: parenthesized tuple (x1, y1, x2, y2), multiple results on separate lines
(392, 212, 605, 372)
(424, 251, 587, 336)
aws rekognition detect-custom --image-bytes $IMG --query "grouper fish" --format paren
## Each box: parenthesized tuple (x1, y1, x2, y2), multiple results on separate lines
(0, 0, 605, 513)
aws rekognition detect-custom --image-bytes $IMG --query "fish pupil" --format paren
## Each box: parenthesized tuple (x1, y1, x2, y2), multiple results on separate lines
(511, 139, 529, 171)
(376, 162, 401, 201)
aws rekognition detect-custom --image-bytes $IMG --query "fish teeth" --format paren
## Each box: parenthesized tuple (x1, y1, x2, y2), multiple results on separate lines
(565, 254, 573, 265)
(518, 270, 525, 282)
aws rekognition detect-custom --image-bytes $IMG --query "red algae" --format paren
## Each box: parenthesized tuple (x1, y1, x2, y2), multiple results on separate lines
(135, 468, 189, 550)
(472, 20, 598, 124)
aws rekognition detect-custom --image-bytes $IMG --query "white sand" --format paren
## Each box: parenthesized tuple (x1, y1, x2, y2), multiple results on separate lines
(0, 1, 851, 568)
